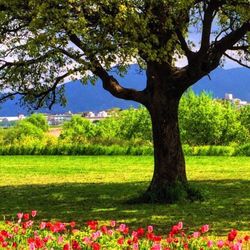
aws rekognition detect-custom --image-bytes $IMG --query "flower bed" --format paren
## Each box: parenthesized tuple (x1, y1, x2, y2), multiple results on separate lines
(0, 211, 249, 249)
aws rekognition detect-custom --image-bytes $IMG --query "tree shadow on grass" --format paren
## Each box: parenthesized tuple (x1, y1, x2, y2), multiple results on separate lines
(0, 180, 249, 234)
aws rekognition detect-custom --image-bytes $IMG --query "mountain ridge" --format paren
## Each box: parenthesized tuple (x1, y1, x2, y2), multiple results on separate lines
(0, 65, 249, 116)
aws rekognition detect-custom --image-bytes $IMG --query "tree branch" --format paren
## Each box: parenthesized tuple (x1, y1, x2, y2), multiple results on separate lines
(199, 1, 220, 52)
(0, 51, 57, 70)
(92, 62, 147, 105)
(31, 68, 82, 109)
(67, 33, 148, 104)
(213, 21, 250, 53)
(55, 47, 87, 66)
(228, 45, 249, 51)
(0, 91, 22, 103)
(223, 52, 250, 69)
(175, 29, 195, 60)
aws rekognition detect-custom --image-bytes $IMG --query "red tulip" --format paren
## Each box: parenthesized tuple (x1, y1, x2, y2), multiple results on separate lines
(31, 211, 37, 218)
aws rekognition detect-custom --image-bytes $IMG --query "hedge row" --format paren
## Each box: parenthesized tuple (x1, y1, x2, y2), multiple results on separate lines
(0, 143, 249, 156)
(0, 144, 153, 156)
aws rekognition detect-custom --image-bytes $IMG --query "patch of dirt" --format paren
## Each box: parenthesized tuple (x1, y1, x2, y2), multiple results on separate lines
(47, 128, 62, 137)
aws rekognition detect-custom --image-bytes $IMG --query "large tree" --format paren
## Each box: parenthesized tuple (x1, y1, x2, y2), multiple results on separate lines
(0, 0, 249, 202)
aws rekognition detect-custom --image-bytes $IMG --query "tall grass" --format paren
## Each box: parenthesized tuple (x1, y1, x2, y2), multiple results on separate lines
(0, 143, 249, 156)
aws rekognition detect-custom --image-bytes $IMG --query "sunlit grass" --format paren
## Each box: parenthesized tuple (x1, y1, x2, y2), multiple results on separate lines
(0, 156, 249, 236)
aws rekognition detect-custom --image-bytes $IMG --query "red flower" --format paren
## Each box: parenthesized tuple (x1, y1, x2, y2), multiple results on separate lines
(82, 236, 92, 245)
(50, 222, 66, 233)
(1, 241, 8, 248)
(63, 243, 70, 250)
(100, 225, 108, 234)
(171, 225, 179, 235)
(31, 211, 37, 217)
(40, 222, 46, 230)
(244, 235, 249, 241)
(207, 240, 213, 248)
(72, 240, 81, 250)
(117, 237, 124, 245)
(133, 236, 138, 243)
(127, 239, 133, 245)
(92, 242, 101, 250)
(87, 220, 98, 230)
(201, 224, 209, 233)
(153, 235, 162, 242)
(166, 237, 173, 243)
(151, 244, 161, 250)
(22, 220, 33, 229)
(70, 221, 76, 228)
(0, 230, 8, 238)
(17, 213, 23, 220)
(137, 227, 145, 238)
(193, 231, 200, 238)
(148, 225, 154, 233)
(123, 226, 129, 234)
(119, 224, 126, 232)
(217, 240, 224, 248)
(23, 213, 29, 221)
(146, 232, 155, 240)
(12, 242, 17, 248)
(228, 229, 237, 242)
(35, 237, 45, 248)
(43, 236, 50, 243)
(110, 220, 116, 227)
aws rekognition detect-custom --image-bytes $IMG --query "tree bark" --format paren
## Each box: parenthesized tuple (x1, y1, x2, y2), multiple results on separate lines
(143, 96, 188, 202)
(141, 65, 190, 203)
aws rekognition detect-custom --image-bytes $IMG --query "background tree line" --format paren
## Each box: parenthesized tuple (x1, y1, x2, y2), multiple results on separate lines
(0, 91, 249, 155)
(59, 91, 250, 146)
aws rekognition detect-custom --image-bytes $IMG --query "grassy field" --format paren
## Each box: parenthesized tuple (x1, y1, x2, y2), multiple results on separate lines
(0, 156, 249, 236)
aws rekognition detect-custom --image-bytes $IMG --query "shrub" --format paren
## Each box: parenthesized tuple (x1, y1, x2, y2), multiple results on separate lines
(0, 143, 250, 156)
(25, 113, 49, 132)
(59, 116, 97, 144)
(179, 91, 250, 145)
(234, 143, 250, 156)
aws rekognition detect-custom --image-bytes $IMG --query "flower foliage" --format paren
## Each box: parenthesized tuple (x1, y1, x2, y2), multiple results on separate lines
(0, 211, 249, 249)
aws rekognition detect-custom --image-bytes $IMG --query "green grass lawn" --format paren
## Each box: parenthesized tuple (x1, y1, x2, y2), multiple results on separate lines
(0, 156, 249, 236)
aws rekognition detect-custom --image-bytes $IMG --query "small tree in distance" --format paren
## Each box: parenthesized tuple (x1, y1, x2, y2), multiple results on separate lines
(0, 0, 249, 202)
(26, 113, 49, 132)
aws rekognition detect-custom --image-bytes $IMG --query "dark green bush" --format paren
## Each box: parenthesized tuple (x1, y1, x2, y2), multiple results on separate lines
(1, 143, 249, 156)
(234, 143, 250, 156)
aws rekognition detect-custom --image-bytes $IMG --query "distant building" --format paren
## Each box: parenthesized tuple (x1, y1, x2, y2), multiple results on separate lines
(97, 111, 108, 118)
(85, 111, 95, 118)
(1, 110, 111, 127)
(0, 114, 25, 127)
(82, 111, 110, 122)
(225, 93, 233, 100)
(46, 113, 72, 126)
(224, 93, 249, 107)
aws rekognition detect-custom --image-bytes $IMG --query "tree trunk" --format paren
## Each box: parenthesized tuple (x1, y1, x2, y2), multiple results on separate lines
(141, 65, 196, 203)
(143, 95, 188, 202)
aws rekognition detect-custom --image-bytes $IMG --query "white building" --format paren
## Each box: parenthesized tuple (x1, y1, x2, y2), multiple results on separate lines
(0, 114, 25, 127)
(0, 114, 25, 122)
(224, 93, 248, 107)
(85, 111, 95, 118)
(97, 111, 108, 118)
(225, 93, 233, 100)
